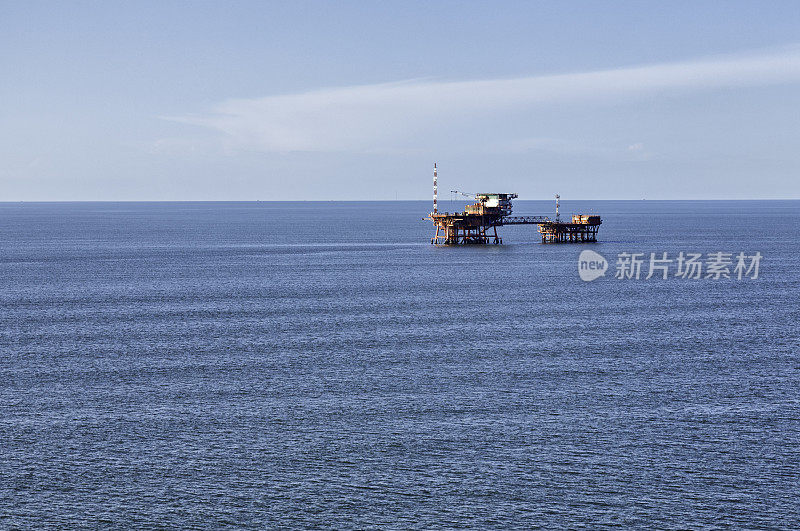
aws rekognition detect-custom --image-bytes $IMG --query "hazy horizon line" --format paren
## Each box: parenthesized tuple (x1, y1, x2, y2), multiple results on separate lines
(2, 198, 798, 203)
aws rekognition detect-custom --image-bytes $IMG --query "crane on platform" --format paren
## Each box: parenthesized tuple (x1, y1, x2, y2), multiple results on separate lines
(450, 190, 476, 199)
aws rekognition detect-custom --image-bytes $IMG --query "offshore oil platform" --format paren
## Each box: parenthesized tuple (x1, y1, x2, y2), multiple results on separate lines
(426, 163, 601, 245)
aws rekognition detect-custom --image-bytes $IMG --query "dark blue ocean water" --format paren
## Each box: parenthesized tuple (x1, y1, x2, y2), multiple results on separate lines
(1, 200, 799, 528)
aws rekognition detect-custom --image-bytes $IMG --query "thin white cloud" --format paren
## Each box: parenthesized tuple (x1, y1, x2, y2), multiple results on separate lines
(168, 46, 800, 152)
(488, 137, 609, 157)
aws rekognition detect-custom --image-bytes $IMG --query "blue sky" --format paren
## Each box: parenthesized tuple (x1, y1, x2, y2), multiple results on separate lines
(2, 1, 800, 200)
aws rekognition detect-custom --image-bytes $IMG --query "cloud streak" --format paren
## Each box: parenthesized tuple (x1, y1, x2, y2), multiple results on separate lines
(169, 46, 800, 152)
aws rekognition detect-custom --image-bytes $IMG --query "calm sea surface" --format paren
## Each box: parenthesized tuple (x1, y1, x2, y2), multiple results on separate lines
(1, 200, 799, 528)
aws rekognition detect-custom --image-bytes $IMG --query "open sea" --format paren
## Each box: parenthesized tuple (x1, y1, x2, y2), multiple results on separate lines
(1, 200, 799, 528)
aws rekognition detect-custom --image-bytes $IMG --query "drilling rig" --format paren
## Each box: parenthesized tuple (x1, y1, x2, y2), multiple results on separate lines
(425, 164, 601, 244)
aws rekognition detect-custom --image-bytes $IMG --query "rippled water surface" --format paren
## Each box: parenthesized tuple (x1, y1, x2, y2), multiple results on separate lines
(1, 200, 799, 528)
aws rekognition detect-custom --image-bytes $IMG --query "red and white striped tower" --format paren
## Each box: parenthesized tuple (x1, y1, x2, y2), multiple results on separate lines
(433, 163, 438, 214)
(555, 194, 561, 221)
